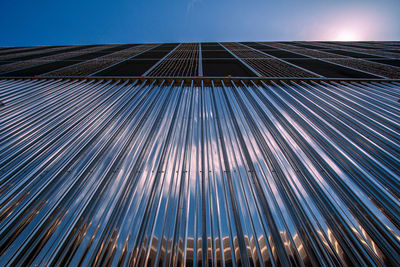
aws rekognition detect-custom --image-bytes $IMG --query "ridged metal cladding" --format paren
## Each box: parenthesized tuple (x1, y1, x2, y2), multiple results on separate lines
(0, 78, 400, 266)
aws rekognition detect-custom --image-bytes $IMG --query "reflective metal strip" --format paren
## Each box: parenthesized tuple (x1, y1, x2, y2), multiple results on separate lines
(0, 78, 399, 266)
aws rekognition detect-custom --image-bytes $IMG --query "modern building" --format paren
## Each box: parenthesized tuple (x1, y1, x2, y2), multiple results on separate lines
(0, 41, 400, 266)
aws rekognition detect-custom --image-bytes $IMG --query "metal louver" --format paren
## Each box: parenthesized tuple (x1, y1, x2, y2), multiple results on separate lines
(1, 77, 400, 266)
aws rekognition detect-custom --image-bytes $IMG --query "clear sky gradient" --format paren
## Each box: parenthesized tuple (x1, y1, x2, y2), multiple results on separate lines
(0, 0, 399, 46)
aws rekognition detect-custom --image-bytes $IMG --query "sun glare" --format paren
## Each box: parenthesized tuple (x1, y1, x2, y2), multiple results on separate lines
(334, 29, 360, 41)
(317, 8, 386, 41)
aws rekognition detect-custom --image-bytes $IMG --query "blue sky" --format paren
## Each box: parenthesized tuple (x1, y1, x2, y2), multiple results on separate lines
(0, 0, 399, 46)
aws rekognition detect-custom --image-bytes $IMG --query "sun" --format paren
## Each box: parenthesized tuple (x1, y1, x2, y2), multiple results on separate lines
(334, 29, 361, 41)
